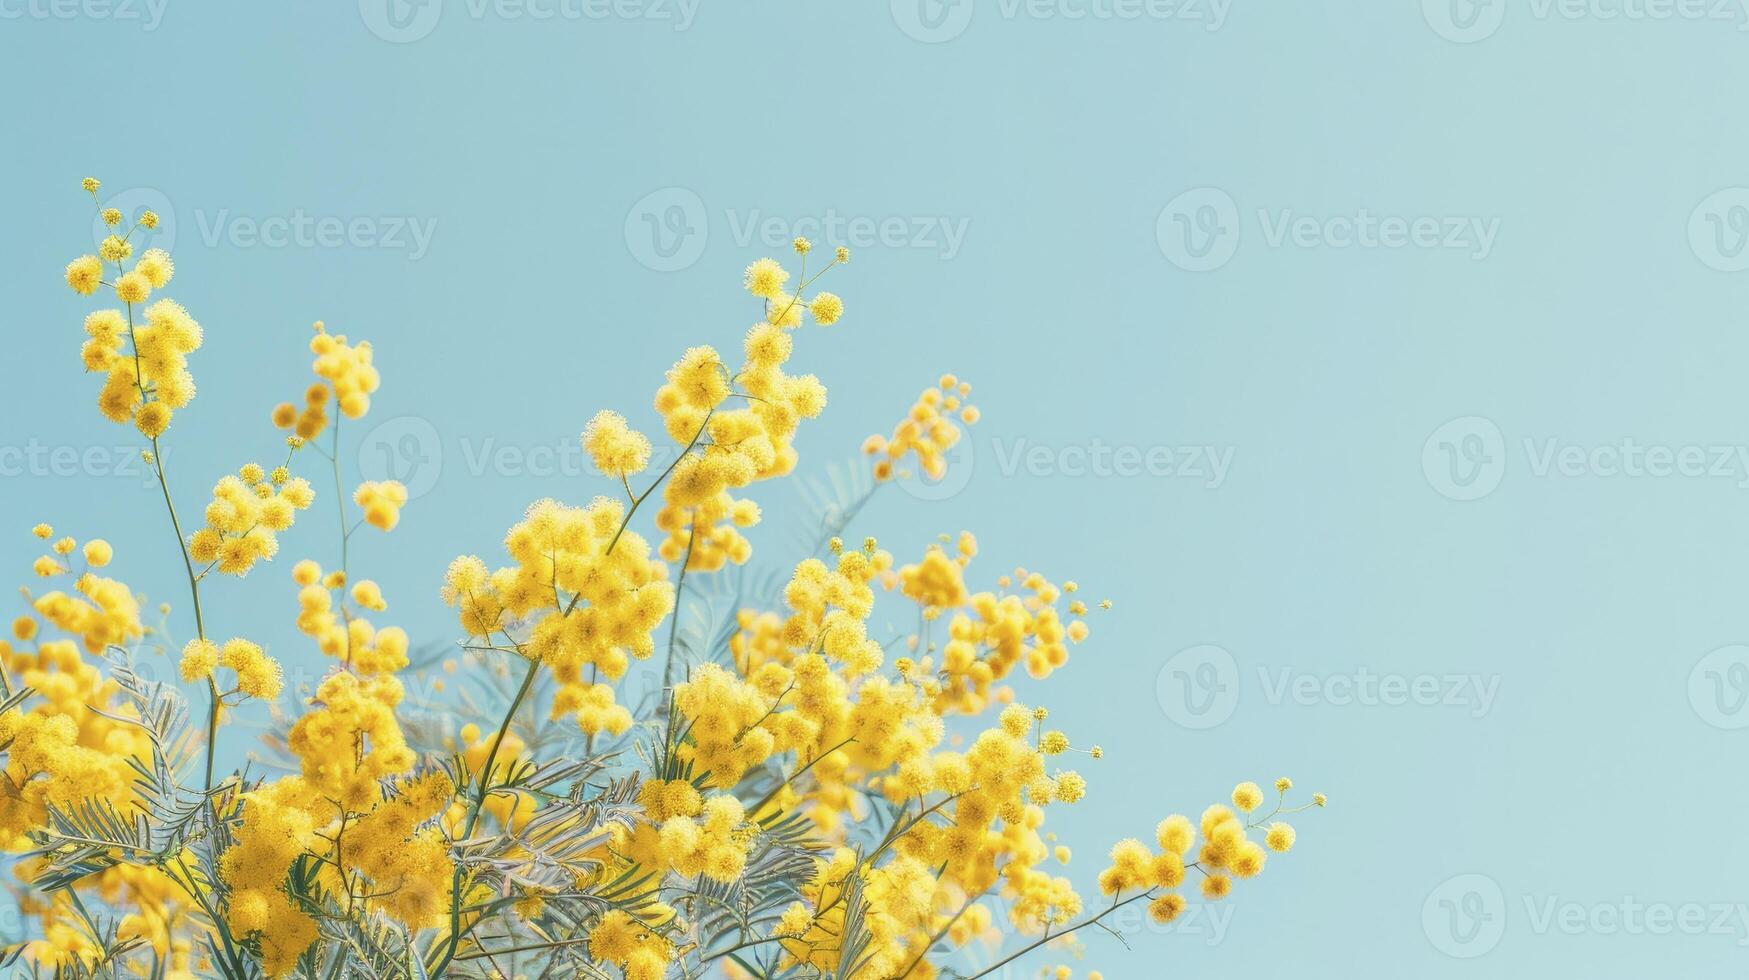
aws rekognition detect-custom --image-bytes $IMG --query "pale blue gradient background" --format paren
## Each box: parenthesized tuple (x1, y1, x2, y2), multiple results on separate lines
(4, 1, 1748, 976)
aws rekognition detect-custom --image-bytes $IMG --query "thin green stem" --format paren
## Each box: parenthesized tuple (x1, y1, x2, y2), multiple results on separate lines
(170, 855, 250, 979)
(663, 512, 697, 688)
(751, 735, 857, 818)
(145, 439, 221, 799)
(898, 884, 989, 979)
(962, 889, 1158, 980)
(431, 657, 540, 975)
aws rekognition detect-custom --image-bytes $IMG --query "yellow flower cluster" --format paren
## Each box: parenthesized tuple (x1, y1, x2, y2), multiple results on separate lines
(271, 381, 333, 441)
(268, 322, 378, 440)
(1098, 779, 1322, 927)
(588, 909, 674, 980)
(444, 496, 673, 735)
(727, 607, 788, 673)
(886, 548, 1095, 713)
(88, 301, 201, 437)
(286, 670, 415, 810)
(652, 337, 817, 572)
(619, 781, 754, 881)
(0, 708, 134, 842)
(743, 239, 848, 329)
(292, 560, 410, 673)
(177, 636, 283, 700)
(187, 463, 316, 576)
(680, 547, 954, 836)
(583, 409, 654, 479)
(644, 250, 844, 573)
(893, 531, 978, 615)
(311, 321, 380, 419)
(1, 532, 199, 972)
(776, 849, 932, 976)
(24, 532, 141, 655)
(219, 780, 319, 977)
(863, 374, 978, 482)
(342, 771, 456, 929)
(66, 183, 197, 439)
(220, 677, 448, 971)
(353, 479, 409, 531)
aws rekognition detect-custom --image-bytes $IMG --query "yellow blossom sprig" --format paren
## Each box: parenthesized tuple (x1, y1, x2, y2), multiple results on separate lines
(63, 180, 256, 822)
(863, 373, 978, 484)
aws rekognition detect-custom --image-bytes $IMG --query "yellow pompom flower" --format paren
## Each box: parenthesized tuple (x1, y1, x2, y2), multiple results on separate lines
(351, 579, 387, 612)
(1054, 771, 1086, 803)
(82, 539, 113, 567)
(1266, 822, 1296, 852)
(1232, 781, 1264, 812)
(1149, 893, 1187, 924)
(179, 638, 219, 682)
(134, 401, 172, 438)
(65, 255, 103, 295)
(136, 248, 174, 288)
(809, 291, 844, 325)
(1156, 814, 1195, 856)
(744, 257, 789, 298)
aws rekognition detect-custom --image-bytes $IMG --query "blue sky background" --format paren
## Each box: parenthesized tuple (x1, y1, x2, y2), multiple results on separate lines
(5, 0, 1749, 975)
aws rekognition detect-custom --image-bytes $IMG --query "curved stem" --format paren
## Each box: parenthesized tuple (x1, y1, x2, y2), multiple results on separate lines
(898, 884, 990, 979)
(431, 657, 540, 975)
(146, 432, 220, 797)
(961, 889, 1158, 980)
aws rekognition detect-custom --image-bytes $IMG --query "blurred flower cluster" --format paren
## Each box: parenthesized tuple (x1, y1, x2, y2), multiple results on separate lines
(0, 181, 1324, 979)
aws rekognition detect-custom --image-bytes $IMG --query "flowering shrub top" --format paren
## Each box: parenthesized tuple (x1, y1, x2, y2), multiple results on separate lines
(1, 179, 1324, 979)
